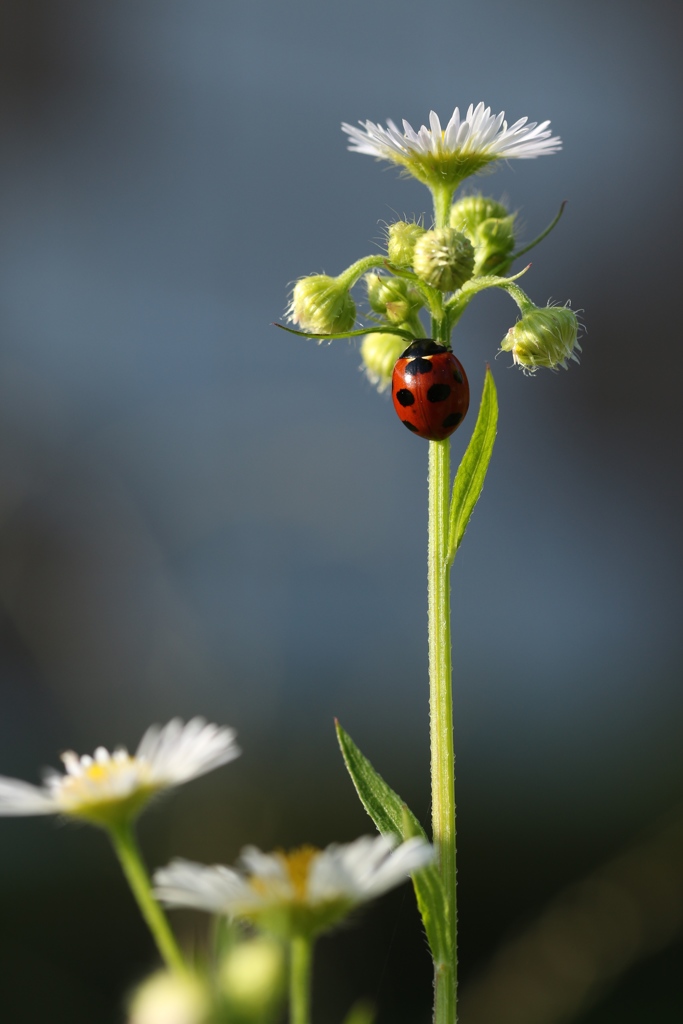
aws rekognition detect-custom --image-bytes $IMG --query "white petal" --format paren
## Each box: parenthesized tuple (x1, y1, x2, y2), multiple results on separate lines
(154, 858, 258, 914)
(360, 837, 434, 899)
(0, 776, 58, 815)
(139, 718, 240, 786)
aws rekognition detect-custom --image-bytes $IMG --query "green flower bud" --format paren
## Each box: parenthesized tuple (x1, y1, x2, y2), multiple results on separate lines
(289, 274, 356, 334)
(412, 228, 475, 292)
(365, 273, 423, 324)
(219, 938, 285, 1020)
(128, 971, 210, 1024)
(450, 196, 516, 276)
(387, 221, 426, 267)
(360, 331, 410, 391)
(501, 304, 580, 372)
(450, 195, 509, 236)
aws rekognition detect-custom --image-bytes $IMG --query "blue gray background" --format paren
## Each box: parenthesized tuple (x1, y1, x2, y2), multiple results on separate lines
(0, 1, 682, 1021)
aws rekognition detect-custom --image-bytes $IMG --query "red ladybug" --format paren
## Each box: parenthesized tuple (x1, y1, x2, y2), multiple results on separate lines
(391, 339, 470, 441)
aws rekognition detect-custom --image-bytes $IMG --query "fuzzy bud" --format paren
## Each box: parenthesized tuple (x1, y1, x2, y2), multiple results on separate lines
(289, 274, 356, 334)
(387, 221, 426, 267)
(360, 331, 410, 391)
(501, 304, 580, 371)
(450, 195, 508, 236)
(365, 273, 423, 324)
(219, 938, 285, 1019)
(128, 972, 209, 1024)
(450, 196, 516, 276)
(412, 228, 475, 292)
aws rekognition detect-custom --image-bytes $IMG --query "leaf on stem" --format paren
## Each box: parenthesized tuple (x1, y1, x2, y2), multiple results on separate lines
(272, 323, 414, 341)
(446, 367, 498, 564)
(335, 721, 451, 967)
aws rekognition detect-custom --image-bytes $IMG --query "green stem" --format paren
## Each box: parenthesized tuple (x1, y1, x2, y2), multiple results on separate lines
(289, 934, 313, 1024)
(428, 438, 457, 1023)
(427, 185, 458, 1023)
(432, 185, 455, 230)
(109, 822, 187, 975)
(337, 254, 388, 289)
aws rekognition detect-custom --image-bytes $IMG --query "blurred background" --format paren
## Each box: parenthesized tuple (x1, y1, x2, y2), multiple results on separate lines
(0, 1, 682, 1021)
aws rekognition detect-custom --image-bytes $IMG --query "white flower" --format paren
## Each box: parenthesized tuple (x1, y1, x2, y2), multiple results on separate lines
(0, 718, 240, 826)
(154, 834, 433, 937)
(342, 102, 561, 188)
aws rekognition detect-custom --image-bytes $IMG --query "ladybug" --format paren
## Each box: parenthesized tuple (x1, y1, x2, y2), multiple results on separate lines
(391, 339, 470, 441)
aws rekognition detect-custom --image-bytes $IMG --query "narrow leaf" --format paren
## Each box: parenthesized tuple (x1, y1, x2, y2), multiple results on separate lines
(336, 721, 452, 966)
(447, 367, 498, 564)
(271, 322, 414, 341)
(511, 199, 567, 260)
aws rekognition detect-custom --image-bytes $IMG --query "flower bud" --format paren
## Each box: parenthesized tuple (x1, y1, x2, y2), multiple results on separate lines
(289, 274, 356, 334)
(128, 972, 209, 1024)
(412, 228, 475, 292)
(387, 221, 426, 267)
(365, 273, 423, 324)
(450, 195, 508, 236)
(450, 196, 516, 276)
(360, 331, 410, 391)
(501, 304, 580, 371)
(219, 938, 285, 1020)
(472, 215, 516, 275)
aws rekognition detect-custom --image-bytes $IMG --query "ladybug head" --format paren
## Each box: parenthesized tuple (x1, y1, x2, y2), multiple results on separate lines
(399, 339, 450, 360)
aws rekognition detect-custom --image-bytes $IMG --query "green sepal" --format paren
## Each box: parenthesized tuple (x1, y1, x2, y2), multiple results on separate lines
(335, 721, 452, 968)
(272, 322, 415, 342)
(446, 366, 498, 564)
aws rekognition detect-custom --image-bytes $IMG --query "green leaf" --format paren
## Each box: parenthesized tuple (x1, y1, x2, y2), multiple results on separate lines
(446, 366, 498, 564)
(271, 322, 414, 341)
(335, 721, 452, 967)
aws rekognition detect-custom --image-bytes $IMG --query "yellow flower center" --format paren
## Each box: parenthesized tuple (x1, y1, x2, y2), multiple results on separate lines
(57, 754, 149, 810)
(280, 846, 319, 899)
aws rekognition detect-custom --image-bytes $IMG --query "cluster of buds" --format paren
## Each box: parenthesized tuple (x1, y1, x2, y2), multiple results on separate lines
(450, 195, 516, 276)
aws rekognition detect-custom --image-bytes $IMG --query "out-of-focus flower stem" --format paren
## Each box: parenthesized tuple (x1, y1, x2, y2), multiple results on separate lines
(109, 822, 187, 975)
(289, 934, 313, 1024)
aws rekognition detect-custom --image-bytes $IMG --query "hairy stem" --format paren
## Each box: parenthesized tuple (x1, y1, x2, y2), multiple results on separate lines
(428, 186, 457, 1022)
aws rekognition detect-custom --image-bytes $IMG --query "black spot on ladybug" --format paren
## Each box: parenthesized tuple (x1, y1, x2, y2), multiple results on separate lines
(453, 369, 463, 384)
(442, 412, 463, 429)
(404, 357, 433, 376)
(402, 420, 420, 432)
(427, 383, 451, 403)
(395, 388, 415, 407)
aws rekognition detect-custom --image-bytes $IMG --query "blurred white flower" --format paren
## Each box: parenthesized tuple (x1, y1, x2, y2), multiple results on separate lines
(342, 102, 561, 187)
(0, 718, 240, 826)
(155, 834, 433, 936)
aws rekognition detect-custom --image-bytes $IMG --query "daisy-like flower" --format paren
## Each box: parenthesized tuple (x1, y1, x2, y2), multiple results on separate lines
(0, 718, 240, 827)
(154, 834, 433, 938)
(342, 102, 561, 189)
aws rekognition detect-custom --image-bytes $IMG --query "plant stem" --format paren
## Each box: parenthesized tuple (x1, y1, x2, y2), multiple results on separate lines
(337, 254, 388, 289)
(109, 822, 187, 975)
(428, 185, 457, 1022)
(428, 438, 457, 1022)
(432, 185, 454, 231)
(289, 934, 313, 1024)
